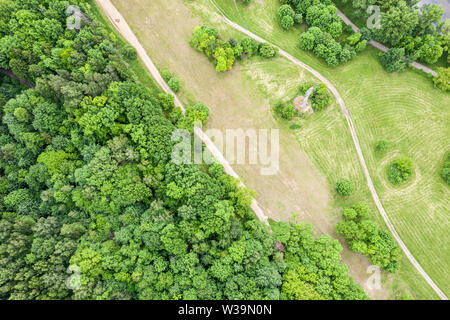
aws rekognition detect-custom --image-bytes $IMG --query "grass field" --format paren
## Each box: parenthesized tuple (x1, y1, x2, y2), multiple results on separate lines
(212, 0, 450, 298)
(106, 0, 448, 299)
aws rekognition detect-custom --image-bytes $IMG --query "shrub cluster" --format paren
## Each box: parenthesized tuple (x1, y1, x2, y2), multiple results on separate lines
(387, 158, 414, 185)
(162, 69, 181, 92)
(190, 26, 278, 72)
(336, 203, 401, 273)
(277, 0, 367, 66)
(299, 82, 332, 112)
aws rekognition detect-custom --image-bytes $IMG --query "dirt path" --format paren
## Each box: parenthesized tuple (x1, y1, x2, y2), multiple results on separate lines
(208, 0, 447, 300)
(336, 9, 437, 77)
(95, 0, 270, 226)
(0, 68, 35, 88)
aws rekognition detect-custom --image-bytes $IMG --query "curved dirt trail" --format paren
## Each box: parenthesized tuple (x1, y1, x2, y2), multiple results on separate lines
(208, 0, 447, 300)
(95, 0, 270, 226)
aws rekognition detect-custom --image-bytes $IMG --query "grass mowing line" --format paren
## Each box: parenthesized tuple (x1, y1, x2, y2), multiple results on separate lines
(209, 0, 448, 300)
(95, 0, 271, 227)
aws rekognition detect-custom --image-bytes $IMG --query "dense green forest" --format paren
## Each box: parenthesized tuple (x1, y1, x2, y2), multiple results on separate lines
(0, 0, 368, 300)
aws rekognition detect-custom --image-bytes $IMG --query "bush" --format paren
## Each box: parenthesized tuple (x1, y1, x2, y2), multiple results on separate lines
(336, 202, 401, 273)
(274, 102, 296, 119)
(179, 103, 211, 132)
(375, 140, 388, 153)
(355, 40, 367, 52)
(441, 153, 450, 185)
(380, 48, 406, 73)
(259, 43, 278, 58)
(228, 38, 238, 47)
(233, 43, 244, 58)
(161, 69, 172, 82)
(347, 32, 361, 46)
(387, 158, 413, 185)
(344, 24, 354, 34)
(359, 27, 372, 41)
(433, 67, 450, 92)
(186, 103, 210, 125)
(120, 45, 137, 60)
(397, 293, 413, 300)
(281, 15, 294, 30)
(168, 77, 180, 92)
(335, 179, 354, 196)
(281, 104, 296, 119)
(158, 93, 175, 111)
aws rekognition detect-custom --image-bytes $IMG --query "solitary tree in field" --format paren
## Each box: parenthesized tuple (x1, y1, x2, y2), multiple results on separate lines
(387, 157, 414, 184)
(335, 179, 354, 196)
(375, 140, 388, 153)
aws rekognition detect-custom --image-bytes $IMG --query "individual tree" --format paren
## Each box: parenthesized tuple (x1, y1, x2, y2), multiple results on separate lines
(281, 15, 295, 30)
(168, 77, 180, 92)
(278, 5, 295, 20)
(387, 157, 414, 185)
(433, 67, 450, 92)
(375, 140, 388, 153)
(240, 37, 260, 57)
(299, 31, 315, 51)
(335, 179, 354, 196)
(380, 48, 406, 73)
(259, 43, 278, 58)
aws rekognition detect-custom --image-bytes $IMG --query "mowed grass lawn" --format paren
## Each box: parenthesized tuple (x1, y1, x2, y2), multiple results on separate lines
(106, 0, 448, 299)
(213, 0, 450, 298)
